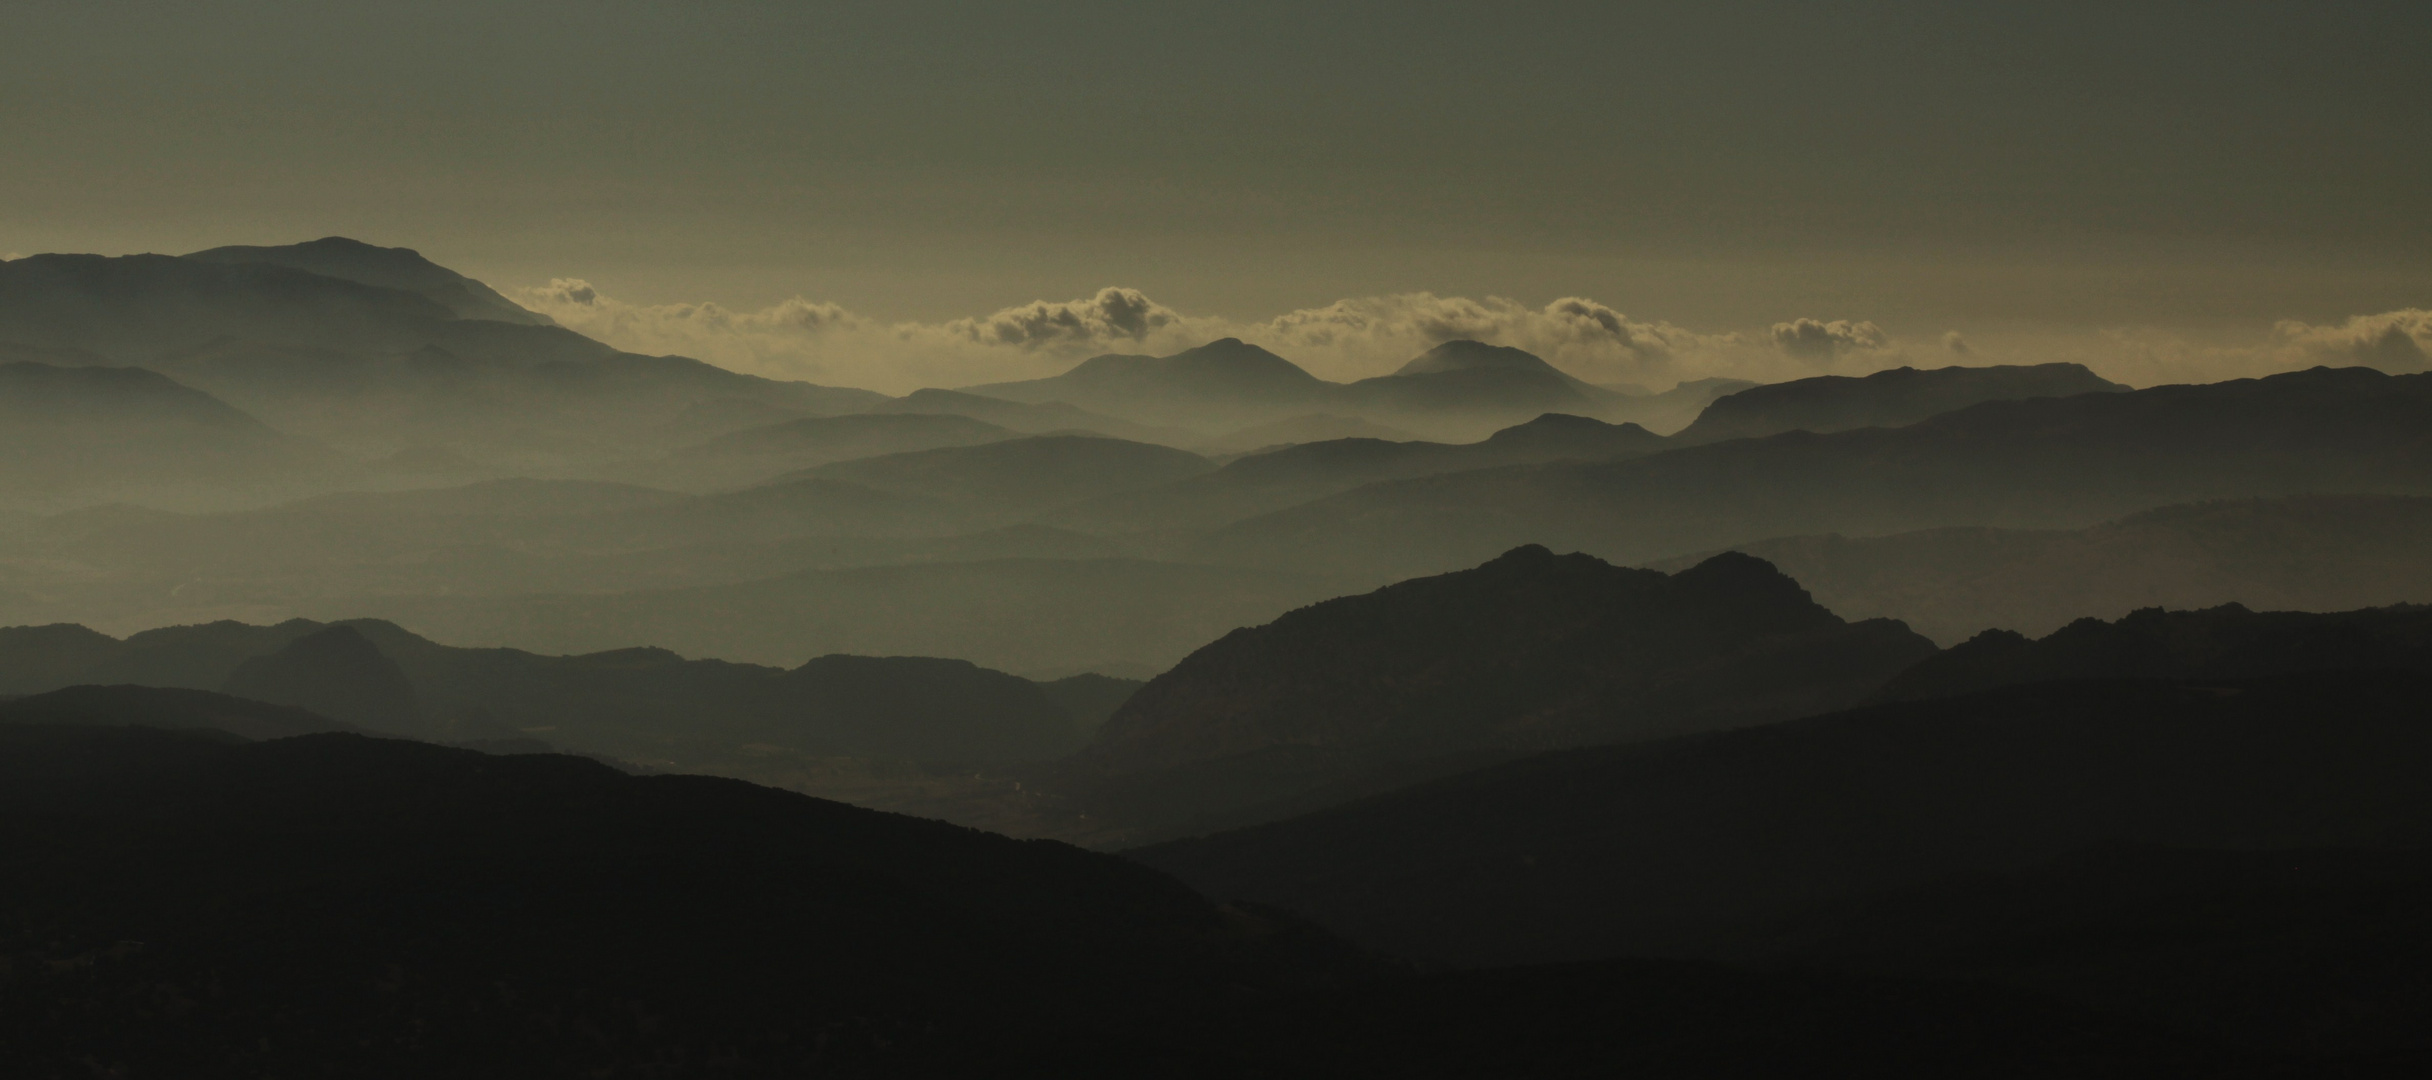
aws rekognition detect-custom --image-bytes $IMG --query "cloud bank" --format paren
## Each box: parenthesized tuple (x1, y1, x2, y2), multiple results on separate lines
(512, 279, 2432, 396)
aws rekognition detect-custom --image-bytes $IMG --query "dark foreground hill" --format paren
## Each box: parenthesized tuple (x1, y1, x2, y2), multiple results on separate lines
(0, 725, 1328, 1077)
(1132, 671, 2432, 970)
(1672, 362, 2129, 444)
(1046, 546, 1935, 844)
(0, 684, 361, 740)
(0, 723, 2296, 1078)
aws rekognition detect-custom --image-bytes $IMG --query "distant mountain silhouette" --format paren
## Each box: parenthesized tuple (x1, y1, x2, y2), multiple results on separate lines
(1133, 670, 2432, 966)
(0, 616, 1105, 769)
(222, 624, 429, 736)
(966, 338, 1336, 430)
(798, 434, 1215, 514)
(1664, 495, 2432, 643)
(184, 236, 553, 325)
(610, 412, 1017, 491)
(0, 247, 883, 463)
(1054, 413, 1666, 534)
(323, 557, 1367, 679)
(1673, 362, 2128, 444)
(1051, 546, 1935, 844)
(0, 361, 327, 508)
(862, 386, 1197, 445)
(1197, 366, 2432, 580)
(1601, 375, 1760, 434)
(1340, 340, 1624, 428)
(0, 684, 360, 740)
(1873, 601, 2432, 703)
(1197, 413, 1422, 456)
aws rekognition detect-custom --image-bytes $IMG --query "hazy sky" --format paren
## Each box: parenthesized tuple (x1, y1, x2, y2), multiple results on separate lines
(5, 1, 2429, 389)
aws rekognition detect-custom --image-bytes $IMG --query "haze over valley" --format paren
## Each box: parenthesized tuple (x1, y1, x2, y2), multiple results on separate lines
(8, 2, 2432, 1075)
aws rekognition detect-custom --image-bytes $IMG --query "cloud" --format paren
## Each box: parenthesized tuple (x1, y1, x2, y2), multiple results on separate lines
(511, 274, 2432, 397)
(2272, 309, 2431, 372)
(1771, 318, 1891, 362)
(940, 287, 1183, 349)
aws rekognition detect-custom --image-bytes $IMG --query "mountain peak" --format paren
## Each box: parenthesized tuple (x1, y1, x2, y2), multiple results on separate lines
(1393, 339, 1563, 377)
(183, 237, 551, 326)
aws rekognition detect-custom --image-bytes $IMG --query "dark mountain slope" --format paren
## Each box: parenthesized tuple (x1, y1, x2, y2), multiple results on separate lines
(222, 624, 428, 736)
(0, 248, 881, 458)
(0, 616, 1095, 768)
(1674, 362, 2130, 444)
(323, 557, 1366, 677)
(1875, 601, 2432, 703)
(184, 236, 550, 325)
(1048, 546, 1934, 844)
(1733, 844, 2432, 1060)
(0, 684, 360, 740)
(1199, 366, 2432, 580)
(1133, 671, 2432, 967)
(0, 725, 1331, 1077)
(0, 723, 2263, 1077)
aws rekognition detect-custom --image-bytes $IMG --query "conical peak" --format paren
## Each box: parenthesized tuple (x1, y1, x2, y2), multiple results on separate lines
(1394, 340, 1559, 377)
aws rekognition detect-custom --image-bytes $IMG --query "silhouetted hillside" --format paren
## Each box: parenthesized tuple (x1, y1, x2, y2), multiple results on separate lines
(0, 684, 360, 740)
(1133, 671, 2432, 967)
(184, 237, 552, 325)
(1732, 844, 2432, 1059)
(0, 725, 1334, 1076)
(326, 557, 1366, 677)
(1601, 375, 1759, 434)
(1674, 362, 2128, 444)
(1873, 601, 2432, 703)
(1199, 367, 2432, 580)
(0, 247, 882, 461)
(0, 617, 1102, 769)
(0, 723, 2263, 1077)
(222, 624, 429, 736)
(1052, 546, 1934, 844)
(1656, 495, 2432, 643)
(0, 361, 328, 508)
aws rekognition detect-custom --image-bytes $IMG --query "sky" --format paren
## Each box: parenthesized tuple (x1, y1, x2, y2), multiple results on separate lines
(4, 1, 2429, 391)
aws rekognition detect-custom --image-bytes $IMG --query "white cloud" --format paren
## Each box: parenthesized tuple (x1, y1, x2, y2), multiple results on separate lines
(2272, 309, 2431, 372)
(1770, 318, 1892, 362)
(510, 277, 2432, 396)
